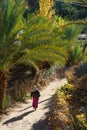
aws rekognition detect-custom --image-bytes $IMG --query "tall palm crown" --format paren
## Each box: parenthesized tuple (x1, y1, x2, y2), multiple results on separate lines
(19, 15, 69, 66)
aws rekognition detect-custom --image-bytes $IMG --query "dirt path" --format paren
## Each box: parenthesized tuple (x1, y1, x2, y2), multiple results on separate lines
(0, 78, 67, 130)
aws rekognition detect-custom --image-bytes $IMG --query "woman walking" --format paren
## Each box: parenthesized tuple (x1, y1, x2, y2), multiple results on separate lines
(31, 85, 40, 110)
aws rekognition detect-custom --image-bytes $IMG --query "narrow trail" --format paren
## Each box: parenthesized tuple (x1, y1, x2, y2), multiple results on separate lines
(0, 78, 67, 130)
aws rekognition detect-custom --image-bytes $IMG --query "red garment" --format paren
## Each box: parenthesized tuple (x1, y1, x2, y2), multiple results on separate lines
(32, 97, 39, 109)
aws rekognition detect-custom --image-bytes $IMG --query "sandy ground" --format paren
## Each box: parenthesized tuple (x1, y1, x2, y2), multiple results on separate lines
(0, 78, 67, 130)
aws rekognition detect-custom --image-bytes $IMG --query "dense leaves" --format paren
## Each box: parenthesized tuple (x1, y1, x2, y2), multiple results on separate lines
(55, 0, 87, 20)
(0, 0, 25, 70)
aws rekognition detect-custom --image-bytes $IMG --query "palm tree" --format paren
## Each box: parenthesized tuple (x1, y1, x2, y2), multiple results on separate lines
(1, 0, 82, 111)
(58, 0, 87, 68)
(0, 0, 25, 111)
(55, 22, 87, 67)
(19, 14, 69, 65)
(15, 15, 69, 79)
(0, 0, 69, 111)
(67, 44, 85, 66)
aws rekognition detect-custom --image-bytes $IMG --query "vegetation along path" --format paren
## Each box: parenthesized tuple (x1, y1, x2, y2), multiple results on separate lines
(0, 78, 67, 130)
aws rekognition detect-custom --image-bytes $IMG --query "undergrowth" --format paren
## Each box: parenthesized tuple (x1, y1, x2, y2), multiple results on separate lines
(50, 83, 87, 130)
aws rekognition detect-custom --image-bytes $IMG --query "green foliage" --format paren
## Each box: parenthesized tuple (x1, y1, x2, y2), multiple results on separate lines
(0, 1, 67, 70)
(55, 1, 87, 20)
(23, 92, 30, 100)
(19, 45, 68, 67)
(2, 95, 11, 110)
(0, 0, 25, 70)
(60, 82, 87, 130)
(60, 83, 87, 130)
(61, 83, 75, 95)
(62, 24, 83, 41)
(56, 88, 66, 99)
(61, 24, 87, 66)
(21, 15, 55, 48)
(83, 51, 87, 63)
(67, 44, 86, 66)
(1, 0, 85, 111)
(70, 108, 87, 130)
(54, 16, 67, 31)
(15, 92, 30, 102)
(0, 0, 76, 71)
(0, 0, 71, 111)
(41, 64, 58, 77)
(70, 110, 82, 130)
(66, 0, 87, 5)
(19, 15, 69, 66)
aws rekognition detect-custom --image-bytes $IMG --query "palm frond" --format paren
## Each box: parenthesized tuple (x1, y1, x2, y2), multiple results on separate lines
(19, 45, 69, 66)
(61, 24, 84, 41)
(67, 44, 85, 65)
(0, 0, 25, 70)
(66, 0, 87, 5)
(0, 0, 24, 39)
(21, 15, 56, 48)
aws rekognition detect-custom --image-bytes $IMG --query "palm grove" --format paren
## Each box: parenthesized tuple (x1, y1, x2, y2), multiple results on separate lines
(0, 0, 87, 112)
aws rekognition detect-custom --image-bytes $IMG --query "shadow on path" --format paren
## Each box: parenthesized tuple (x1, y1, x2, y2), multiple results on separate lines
(32, 96, 54, 130)
(19, 98, 52, 112)
(3, 110, 34, 125)
(19, 106, 32, 112)
(3, 97, 52, 125)
(3, 95, 54, 130)
(32, 113, 53, 130)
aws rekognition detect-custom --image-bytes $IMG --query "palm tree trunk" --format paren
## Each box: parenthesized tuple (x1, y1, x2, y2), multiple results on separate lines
(0, 70, 8, 112)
